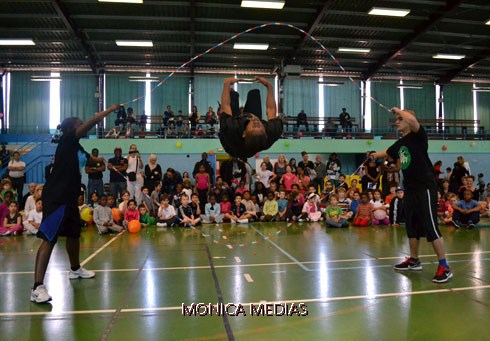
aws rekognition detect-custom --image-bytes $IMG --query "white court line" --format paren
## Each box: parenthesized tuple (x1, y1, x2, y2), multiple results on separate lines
(251, 226, 310, 271)
(244, 273, 254, 282)
(3, 251, 490, 276)
(234, 257, 241, 263)
(2, 284, 490, 317)
(80, 231, 125, 267)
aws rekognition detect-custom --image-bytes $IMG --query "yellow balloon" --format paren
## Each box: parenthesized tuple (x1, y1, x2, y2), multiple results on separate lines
(80, 207, 93, 222)
(176, 141, 182, 148)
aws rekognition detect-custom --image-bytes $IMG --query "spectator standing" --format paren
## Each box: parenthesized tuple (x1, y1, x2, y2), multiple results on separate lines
(457, 156, 471, 175)
(273, 154, 288, 182)
(144, 154, 162, 192)
(107, 147, 128, 200)
(125, 144, 143, 203)
(85, 148, 105, 197)
(326, 153, 342, 185)
(163, 105, 174, 127)
(45, 156, 55, 182)
(298, 151, 315, 178)
(192, 152, 214, 185)
(313, 155, 326, 193)
(205, 106, 217, 128)
(361, 151, 381, 192)
(162, 168, 183, 197)
(296, 110, 309, 132)
(8, 151, 26, 198)
(189, 105, 200, 133)
(382, 155, 401, 198)
(262, 156, 273, 172)
(339, 108, 353, 132)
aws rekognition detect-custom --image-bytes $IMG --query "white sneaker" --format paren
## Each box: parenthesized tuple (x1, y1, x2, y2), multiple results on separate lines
(69, 267, 96, 279)
(156, 222, 167, 227)
(30, 285, 52, 303)
(237, 219, 249, 224)
(0, 230, 12, 236)
(230, 220, 237, 224)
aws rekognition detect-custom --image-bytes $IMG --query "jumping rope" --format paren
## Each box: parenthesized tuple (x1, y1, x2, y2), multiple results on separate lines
(119, 22, 391, 113)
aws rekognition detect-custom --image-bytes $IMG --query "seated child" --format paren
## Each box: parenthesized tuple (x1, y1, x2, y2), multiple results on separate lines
(241, 191, 257, 221)
(201, 195, 224, 224)
(384, 186, 397, 206)
(251, 194, 262, 220)
(118, 190, 131, 216)
(190, 193, 202, 217)
(220, 194, 232, 221)
(452, 188, 481, 229)
(353, 193, 373, 227)
(287, 187, 304, 222)
(336, 187, 353, 219)
(123, 199, 140, 229)
(350, 191, 361, 216)
(389, 187, 405, 227)
(479, 194, 490, 218)
(325, 194, 349, 228)
(156, 194, 178, 227)
(150, 182, 162, 216)
(177, 194, 201, 227)
(89, 192, 99, 208)
(301, 193, 322, 222)
(24, 198, 43, 235)
(93, 195, 124, 234)
(276, 190, 289, 222)
(370, 189, 389, 225)
(139, 203, 156, 227)
(262, 191, 278, 222)
(140, 186, 154, 217)
(224, 194, 252, 223)
(1, 199, 23, 236)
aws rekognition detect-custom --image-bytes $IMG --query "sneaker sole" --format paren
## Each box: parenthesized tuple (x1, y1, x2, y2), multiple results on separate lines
(68, 273, 96, 279)
(432, 272, 453, 283)
(394, 266, 423, 271)
(30, 295, 52, 303)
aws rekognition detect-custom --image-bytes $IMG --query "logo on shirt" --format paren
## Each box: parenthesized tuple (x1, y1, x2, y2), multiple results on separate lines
(399, 146, 411, 170)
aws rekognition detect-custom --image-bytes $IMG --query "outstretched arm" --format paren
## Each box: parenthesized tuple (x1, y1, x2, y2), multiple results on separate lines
(218, 78, 238, 117)
(255, 77, 276, 120)
(76, 104, 119, 139)
(391, 107, 420, 133)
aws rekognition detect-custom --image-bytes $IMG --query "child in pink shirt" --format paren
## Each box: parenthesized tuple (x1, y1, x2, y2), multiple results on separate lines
(280, 165, 298, 193)
(123, 199, 140, 229)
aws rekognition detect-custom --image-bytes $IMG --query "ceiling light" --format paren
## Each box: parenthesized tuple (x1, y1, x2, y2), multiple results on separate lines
(485, 19, 490, 25)
(368, 7, 410, 17)
(432, 53, 465, 60)
(337, 47, 371, 53)
(233, 43, 269, 50)
(31, 75, 62, 82)
(98, 0, 143, 3)
(116, 40, 153, 47)
(0, 39, 35, 46)
(472, 87, 490, 92)
(318, 81, 344, 87)
(241, 1, 285, 9)
(397, 84, 423, 89)
(128, 76, 159, 82)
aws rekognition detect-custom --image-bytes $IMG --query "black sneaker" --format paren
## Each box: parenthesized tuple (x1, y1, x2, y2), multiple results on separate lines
(394, 257, 422, 271)
(432, 265, 453, 283)
(467, 221, 475, 229)
(451, 220, 461, 229)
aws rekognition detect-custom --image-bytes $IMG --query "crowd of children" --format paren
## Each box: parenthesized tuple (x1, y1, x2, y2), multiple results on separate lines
(0, 158, 489, 237)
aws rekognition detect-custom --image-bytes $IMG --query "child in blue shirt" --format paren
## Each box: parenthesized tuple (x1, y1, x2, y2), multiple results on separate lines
(452, 188, 481, 229)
